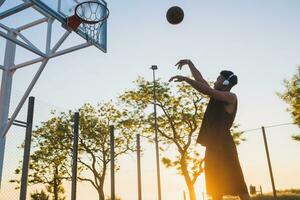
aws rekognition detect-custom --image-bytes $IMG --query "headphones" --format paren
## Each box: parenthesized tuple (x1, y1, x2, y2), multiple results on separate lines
(223, 74, 235, 86)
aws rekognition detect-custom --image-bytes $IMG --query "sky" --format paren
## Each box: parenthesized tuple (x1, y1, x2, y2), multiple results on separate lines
(0, 0, 300, 200)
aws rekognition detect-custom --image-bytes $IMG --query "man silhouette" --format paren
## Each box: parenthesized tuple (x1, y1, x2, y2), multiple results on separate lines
(169, 59, 250, 200)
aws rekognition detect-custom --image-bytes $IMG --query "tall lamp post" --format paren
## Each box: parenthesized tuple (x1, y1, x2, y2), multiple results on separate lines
(151, 65, 162, 200)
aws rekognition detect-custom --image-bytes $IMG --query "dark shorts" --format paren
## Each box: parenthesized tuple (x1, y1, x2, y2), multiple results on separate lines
(204, 137, 249, 196)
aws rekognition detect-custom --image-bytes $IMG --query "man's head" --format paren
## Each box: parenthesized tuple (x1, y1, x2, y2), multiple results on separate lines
(214, 70, 238, 91)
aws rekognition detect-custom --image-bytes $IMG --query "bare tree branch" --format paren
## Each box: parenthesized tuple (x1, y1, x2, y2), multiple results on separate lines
(156, 101, 184, 153)
(78, 176, 97, 189)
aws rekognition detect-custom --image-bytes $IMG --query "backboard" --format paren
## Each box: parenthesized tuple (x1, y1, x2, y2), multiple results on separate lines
(30, 0, 107, 52)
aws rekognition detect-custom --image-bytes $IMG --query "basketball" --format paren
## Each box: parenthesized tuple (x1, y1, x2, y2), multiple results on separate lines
(166, 6, 184, 25)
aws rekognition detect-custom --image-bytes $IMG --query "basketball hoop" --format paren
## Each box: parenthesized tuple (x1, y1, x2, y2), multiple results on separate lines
(67, 1, 109, 44)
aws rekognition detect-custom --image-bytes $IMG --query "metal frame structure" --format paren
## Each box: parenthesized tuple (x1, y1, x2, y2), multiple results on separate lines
(0, 0, 107, 187)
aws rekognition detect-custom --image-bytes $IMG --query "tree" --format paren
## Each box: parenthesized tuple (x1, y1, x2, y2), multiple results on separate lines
(278, 66, 300, 142)
(12, 102, 135, 200)
(119, 77, 244, 200)
(11, 115, 71, 200)
(61, 103, 136, 200)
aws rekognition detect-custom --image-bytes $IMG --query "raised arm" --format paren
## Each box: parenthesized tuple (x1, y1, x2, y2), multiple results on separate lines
(169, 75, 236, 104)
(175, 59, 209, 86)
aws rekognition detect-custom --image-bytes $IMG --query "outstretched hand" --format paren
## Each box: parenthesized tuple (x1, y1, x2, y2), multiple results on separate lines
(175, 59, 191, 70)
(169, 75, 186, 83)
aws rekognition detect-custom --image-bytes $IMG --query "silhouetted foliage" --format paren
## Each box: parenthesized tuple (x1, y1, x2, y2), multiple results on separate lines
(30, 190, 49, 200)
(278, 66, 300, 142)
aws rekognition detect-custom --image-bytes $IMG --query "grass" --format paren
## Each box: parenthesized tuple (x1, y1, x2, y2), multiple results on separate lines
(208, 189, 300, 200)
(251, 194, 300, 200)
(251, 189, 300, 200)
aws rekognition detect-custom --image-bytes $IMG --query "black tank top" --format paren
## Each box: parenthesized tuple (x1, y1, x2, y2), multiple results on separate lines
(197, 98, 237, 147)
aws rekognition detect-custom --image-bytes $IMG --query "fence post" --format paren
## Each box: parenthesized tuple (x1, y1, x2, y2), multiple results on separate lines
(137, 134, 142, 200)
(71, 112, 79, 200)
(19, 96, 35, 200)
(261, 126, 277, 200)
(110, 125, 115, 200)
